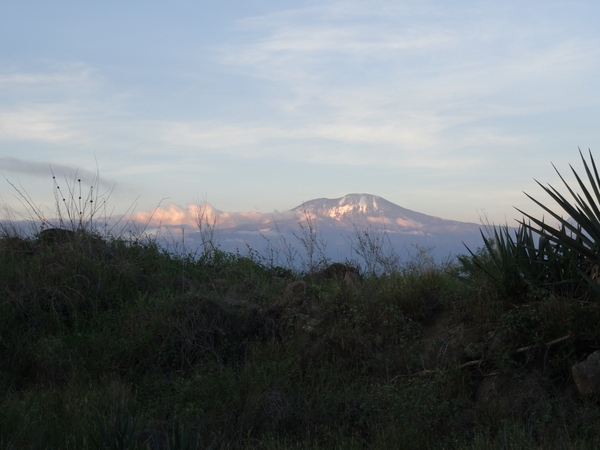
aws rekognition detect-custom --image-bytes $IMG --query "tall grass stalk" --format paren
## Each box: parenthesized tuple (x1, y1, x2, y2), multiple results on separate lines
(193, 197, 220, 257)
(345, 217, 400, 276)
(291, 204, 330, 274)
(2, 168, 143, 241)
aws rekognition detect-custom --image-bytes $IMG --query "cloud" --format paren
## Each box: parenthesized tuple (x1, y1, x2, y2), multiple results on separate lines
(221, 4, 458, 76)
(0, 106, 89, 143)
(156, 115, 531, 169)
(127, 202, 297, 229)
(159, 122, 297, 150)
(0, 65, 104, 145)
(209, 1, 600, 167)
(0, 66, 97, 86)
(0, 157, 115, 189)
(1, 1, 597, 226)
(231, 3, 458, 61)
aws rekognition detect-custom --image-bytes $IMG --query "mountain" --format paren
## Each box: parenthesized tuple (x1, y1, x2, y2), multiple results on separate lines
(2, 193, 493, 266)
(197, 193, 488, 264)
(290, 193, 481, 234)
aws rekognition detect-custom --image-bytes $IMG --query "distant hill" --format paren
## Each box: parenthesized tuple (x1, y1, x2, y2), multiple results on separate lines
(188, 193, 490, 265)
(291, 193, 482, 234)
(0, 193, 494, 265)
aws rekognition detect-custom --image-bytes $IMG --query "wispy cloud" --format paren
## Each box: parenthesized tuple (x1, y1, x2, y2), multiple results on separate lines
(4, 3, 594, 168)
(157, 116, 531, 169)
(209, 1, 600, 168)
(0, 106, 90, 143)
(0, 156, 114, 189)
(0, 64, 106, 145)
(0, 65, 97, 86)
(159, 122, 297, 150)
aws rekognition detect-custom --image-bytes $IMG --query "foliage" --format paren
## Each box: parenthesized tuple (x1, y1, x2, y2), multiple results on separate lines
(516, 149, 600, 295)
(147, 421, 216, 450)
(459, 150, 600, 299)
(91, 411, 145, 450)
(345, 221, 401, 276)
(458, 222, 581, 299)
(4, 157, 600, 448)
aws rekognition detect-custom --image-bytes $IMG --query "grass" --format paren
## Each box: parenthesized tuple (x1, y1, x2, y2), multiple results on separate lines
(2, 167, 600, 449)
(1, 226, 599, 449)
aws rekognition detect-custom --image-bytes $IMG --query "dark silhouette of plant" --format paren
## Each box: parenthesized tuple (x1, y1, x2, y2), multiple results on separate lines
(516, 149, 600, 295)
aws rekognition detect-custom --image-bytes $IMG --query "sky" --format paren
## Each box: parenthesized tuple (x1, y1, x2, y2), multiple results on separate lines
(1, 0, 600, 227)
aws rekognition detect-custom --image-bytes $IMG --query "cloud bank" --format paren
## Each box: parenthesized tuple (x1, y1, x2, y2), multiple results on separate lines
(127, 202, 297, 230)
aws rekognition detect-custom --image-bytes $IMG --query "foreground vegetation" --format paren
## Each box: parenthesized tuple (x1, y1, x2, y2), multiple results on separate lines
(2, 152, 600, 449)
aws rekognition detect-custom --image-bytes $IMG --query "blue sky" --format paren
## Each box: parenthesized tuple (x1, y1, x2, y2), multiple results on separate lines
(1, 1, 599, 225)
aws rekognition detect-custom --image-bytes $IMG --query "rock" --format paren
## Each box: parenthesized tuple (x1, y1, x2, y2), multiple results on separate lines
(572, 350, 600, 395)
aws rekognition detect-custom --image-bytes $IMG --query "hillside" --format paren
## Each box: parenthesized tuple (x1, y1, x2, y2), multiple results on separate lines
(1, 223, 599, 449)
(186, 193, 488, 264)
(3, 151, 600, 449)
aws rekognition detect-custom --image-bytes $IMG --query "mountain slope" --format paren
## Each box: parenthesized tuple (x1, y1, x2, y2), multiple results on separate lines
(291, 193, 481, 234)
(197, 193, 488, 262)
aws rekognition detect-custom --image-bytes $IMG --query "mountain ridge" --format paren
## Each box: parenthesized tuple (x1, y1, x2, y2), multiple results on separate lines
(290, 193, 480, 232)
(203, 193, 486, 261)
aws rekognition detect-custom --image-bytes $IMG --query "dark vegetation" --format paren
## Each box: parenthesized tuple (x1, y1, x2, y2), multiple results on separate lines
(2, 151, 600, 449)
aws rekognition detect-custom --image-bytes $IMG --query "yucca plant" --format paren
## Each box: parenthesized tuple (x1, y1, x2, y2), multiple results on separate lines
(459, 218, 582, 297)
(516, 149, 600, 295)
(460, 224, 542, 297)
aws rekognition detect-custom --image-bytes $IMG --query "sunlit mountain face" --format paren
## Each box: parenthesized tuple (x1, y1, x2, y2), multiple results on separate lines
(176, 193, 488, 263)
(290, 194, 479, 234)
(295, 193, 414, 219)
